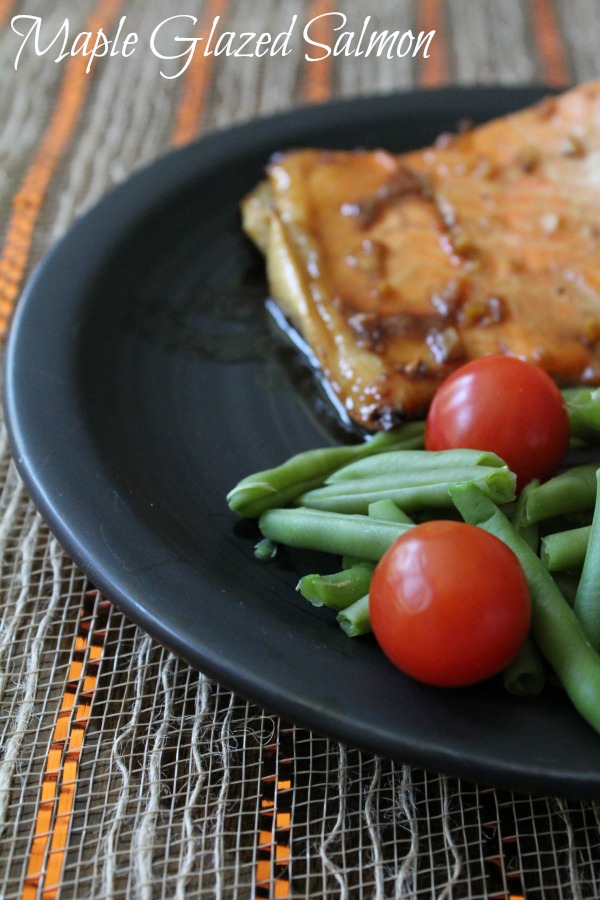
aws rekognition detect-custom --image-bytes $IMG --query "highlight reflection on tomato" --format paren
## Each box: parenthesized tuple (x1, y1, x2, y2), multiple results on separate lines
(424, 355, 570, 489)
(369, 521, 531, 687)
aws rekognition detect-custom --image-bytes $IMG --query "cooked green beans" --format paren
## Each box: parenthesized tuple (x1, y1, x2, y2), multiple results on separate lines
(509, 480, 540, 552)
(573, 470, 600, 652)
(230, 420, 600, 733)
(368, 499, 414, 524)
(450, 483, 600, 736)
(297, 562, 374, 610)
(337, 595, 372, 637)
(563, 387, 600, 445)
(258, 507, 411, 561)
(298, 465, 516, 515)
(327, 449, 505, 482)
(227, 422, 424, 518)
(254, 538, 277, 561)
(522, 463, 599, 526)
(540, 525, 591, 572)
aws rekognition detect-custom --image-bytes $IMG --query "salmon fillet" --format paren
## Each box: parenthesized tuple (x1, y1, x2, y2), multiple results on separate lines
(242, 81, 600, 430)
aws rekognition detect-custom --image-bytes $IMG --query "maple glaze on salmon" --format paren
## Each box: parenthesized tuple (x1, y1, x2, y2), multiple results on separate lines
(242, 82, 600, 430)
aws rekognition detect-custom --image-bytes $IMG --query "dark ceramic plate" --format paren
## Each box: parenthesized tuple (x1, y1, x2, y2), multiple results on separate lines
(5, 87, 599, 800)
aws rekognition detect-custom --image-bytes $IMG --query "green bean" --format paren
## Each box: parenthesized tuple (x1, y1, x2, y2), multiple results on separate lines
(254, 538, 277, 561)
(332, 465, 511, 496)
(297, 466, 516, 515)
(540, 525, 591, 572)
(368, 499, 414, 524)
(509, 480, 540, 553)
(573, 470, 600, 652)
(364, 507, 413, 650)
(521, 463, 599, 526)
(323, 466, 509, 496)
(450, 482, 600, 737)
(337, 595, 372, 637)
(327, 449, 505, 483)
(563, 386, 600, 445)
(297, 562, 375, 610)
(258, 508, 411, 561)
(502, 637, 546, 697)
(226, 423, 423, 518)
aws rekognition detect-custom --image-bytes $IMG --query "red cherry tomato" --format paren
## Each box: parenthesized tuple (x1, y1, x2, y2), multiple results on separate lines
(369, 521, 531, 687)
(424, 355, 569, 488)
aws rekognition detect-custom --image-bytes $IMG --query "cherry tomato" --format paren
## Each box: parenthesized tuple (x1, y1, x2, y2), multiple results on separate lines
(369, 521, 531, 687)
(424, 355, 570, 488)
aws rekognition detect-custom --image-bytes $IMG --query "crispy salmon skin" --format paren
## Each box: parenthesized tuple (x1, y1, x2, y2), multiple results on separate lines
(242, 82, 600, 430)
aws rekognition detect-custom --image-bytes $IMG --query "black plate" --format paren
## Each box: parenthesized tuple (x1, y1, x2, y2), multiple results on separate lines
(5, 86, 599, 800)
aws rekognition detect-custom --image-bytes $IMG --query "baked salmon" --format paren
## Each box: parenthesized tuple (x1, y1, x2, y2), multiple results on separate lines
(242, 81, 600, 430)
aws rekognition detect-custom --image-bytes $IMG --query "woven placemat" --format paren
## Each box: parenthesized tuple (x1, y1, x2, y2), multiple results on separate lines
(1, 1, 600, 896)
